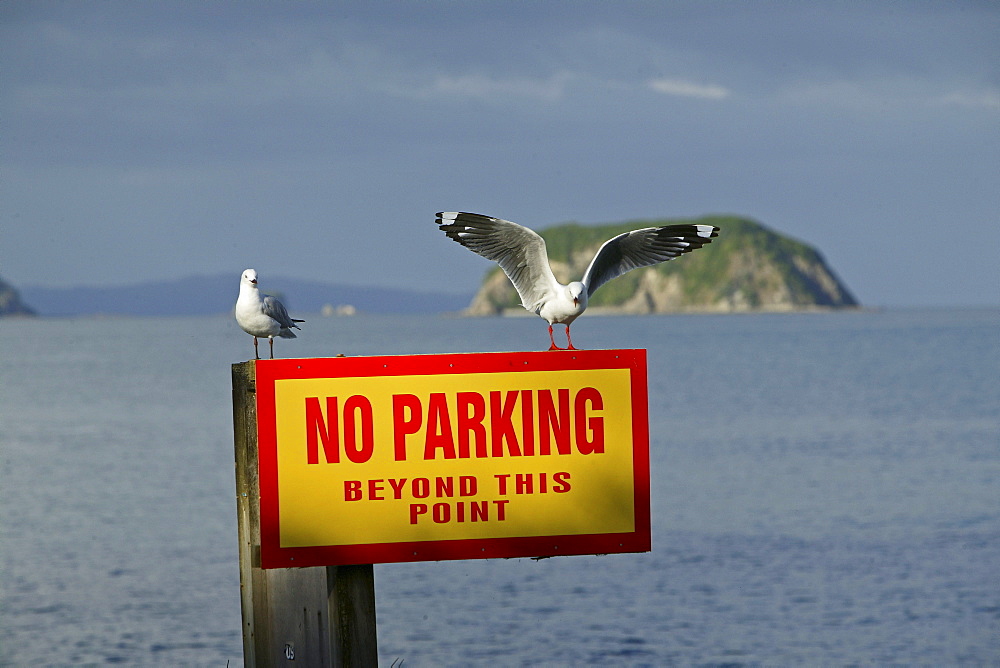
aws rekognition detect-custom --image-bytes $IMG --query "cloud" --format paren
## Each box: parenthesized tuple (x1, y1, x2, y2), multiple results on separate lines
(647, 77, 730, 100)
(431, 72, 574, 104)
(937, 90, 1000, 111)
(778, 78, 1000, 114)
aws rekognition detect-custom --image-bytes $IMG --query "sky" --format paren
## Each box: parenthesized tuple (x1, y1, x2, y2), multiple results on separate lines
(2, 1, 998, 307)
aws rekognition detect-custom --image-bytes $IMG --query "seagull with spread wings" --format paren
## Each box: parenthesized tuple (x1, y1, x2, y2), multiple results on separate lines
(235, 268, 304, 359)
(437, 211, 719, 350)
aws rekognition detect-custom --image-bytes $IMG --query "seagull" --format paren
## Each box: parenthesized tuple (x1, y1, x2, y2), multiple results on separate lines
(234, 269, 304, 359)
(437, 211, 719, 350)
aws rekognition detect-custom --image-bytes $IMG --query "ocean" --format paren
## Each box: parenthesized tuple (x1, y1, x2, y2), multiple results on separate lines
(1, 309, 997, 665)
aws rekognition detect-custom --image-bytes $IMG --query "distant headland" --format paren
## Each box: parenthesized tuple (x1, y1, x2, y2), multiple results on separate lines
(0, 275, 35, 316)
(463, 215, 858, 315)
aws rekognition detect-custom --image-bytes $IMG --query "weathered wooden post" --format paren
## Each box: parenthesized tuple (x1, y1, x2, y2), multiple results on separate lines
(232, 361, 378, 667)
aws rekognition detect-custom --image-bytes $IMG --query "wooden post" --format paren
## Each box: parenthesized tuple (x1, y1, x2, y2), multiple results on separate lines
(232, 361, 378, 667)
(328, 565, 378, 666)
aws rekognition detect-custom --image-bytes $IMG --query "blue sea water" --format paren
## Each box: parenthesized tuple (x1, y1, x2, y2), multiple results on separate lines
(0, 309, 997, 665)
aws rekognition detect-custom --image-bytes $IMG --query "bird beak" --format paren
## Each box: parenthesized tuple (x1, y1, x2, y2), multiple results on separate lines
(573, 297, 579, 306)
(251, 279, 257, 285)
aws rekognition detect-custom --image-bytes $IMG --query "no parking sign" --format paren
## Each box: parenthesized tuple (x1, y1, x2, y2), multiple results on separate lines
(253, 349, 650, 568)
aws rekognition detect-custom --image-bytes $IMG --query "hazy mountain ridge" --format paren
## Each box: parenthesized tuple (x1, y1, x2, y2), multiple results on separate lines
(18, 274, 473, 316)
(465, 215, 858, 315)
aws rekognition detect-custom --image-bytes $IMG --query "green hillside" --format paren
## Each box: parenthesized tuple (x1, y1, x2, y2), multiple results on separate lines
(469, 215, 857, 313)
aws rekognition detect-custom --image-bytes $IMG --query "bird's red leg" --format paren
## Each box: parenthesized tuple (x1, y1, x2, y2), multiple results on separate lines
(565, 325, 577, 350)
(547, 325, 562, 351)
(253, 337, 260, 360)
(269, 338, 275, 359)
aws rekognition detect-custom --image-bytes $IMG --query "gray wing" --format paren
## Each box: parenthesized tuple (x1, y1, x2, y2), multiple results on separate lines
(437, 211, 561, 311)
(582, 224, 719, 297)
(262, 295, 302, 330)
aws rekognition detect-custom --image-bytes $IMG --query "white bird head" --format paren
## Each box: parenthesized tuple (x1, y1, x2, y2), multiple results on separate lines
(241, 269, 259, 286)
(567, 281, 586, 309)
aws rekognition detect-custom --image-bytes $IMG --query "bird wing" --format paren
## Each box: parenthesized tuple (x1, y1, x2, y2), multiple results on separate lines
(582, 224, 719, 297)
(437, 211, 561, 311)
(262, 295, 301, 329)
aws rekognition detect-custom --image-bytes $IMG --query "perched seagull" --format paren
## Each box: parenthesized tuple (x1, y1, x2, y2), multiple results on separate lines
(437, 211, 719, 350)
(234, 269, 303, 359)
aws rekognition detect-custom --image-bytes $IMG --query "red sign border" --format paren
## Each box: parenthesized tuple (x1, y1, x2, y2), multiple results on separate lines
(254, 349, 650, 568)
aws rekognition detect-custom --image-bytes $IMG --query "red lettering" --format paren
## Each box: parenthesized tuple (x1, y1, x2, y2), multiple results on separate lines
(337, 387, 607, 466)
(392, 394, 422, 461)
(494, 473, 510, 494)
(306, 396, 339, 464)
(411, 477, 429, 498)
(493, 499, 509, 520)
(388, 478, 407, 499)
(456, 392, 487, 458)
(521, 389, 535, 456)
(343, 395, 374, 463)
(306, 396, 375, 464)
(407, 500, 509, 524)
(471, 500, 489, 521)
(575, 387, 605, 454)
(409, 503, 427, 524)
(495, 472, 571, 495)
(553, 471, 571, 492)
(344, 480, 362, 501)
(515, 473, 533, 494)
(490, 391, 522, 457)
(539, 389, 571, 455)
(459, 475, 477, 496)
(423, 393, 456, 460)
(348, 476, 485, 503)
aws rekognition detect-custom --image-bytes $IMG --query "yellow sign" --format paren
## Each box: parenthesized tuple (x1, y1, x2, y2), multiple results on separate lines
(254, 350, 649, 567)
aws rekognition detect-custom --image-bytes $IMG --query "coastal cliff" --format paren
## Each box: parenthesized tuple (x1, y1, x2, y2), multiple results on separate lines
(464, 215, 858, 315)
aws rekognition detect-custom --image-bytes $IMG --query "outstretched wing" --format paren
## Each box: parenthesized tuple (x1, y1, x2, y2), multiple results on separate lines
(582, 224, 719, 297)
(262, 295, 301, 330)
(437, 211, 561, 311)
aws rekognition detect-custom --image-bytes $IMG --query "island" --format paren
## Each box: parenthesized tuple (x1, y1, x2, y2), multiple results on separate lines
(463, 215, 858, 315)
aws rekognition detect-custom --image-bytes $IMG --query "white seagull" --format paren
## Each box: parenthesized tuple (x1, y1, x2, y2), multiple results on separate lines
(437, 211, 719, 350)
(234, 269, 304, 359)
